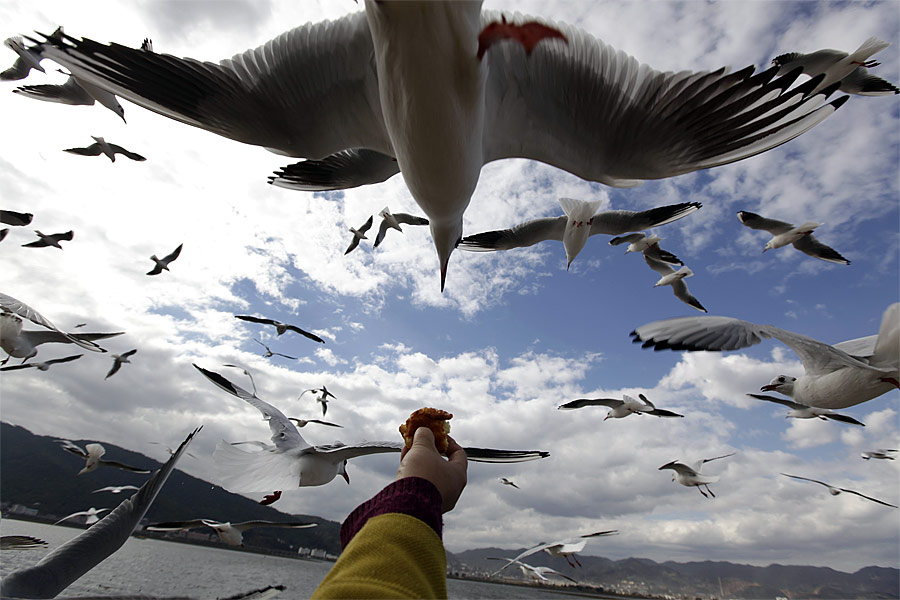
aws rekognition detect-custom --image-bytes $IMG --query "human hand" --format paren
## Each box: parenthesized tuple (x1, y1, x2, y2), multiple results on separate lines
(396, 427, 467, 513)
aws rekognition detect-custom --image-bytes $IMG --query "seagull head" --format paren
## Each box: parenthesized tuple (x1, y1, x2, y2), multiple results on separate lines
(559, 197, 602, 270)
(761, 375, 796, 396)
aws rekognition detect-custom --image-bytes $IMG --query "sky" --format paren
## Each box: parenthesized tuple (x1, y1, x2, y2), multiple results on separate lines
(0, 0, 898, 575)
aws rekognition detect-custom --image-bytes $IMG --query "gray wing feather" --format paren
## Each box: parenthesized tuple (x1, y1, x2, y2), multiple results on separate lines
(558, 398, 623, 410)
(269, 150, 399, 191)
(590, 202, 701, 235)
(791, 234, 850, 265)
(736, 210, 793, 234)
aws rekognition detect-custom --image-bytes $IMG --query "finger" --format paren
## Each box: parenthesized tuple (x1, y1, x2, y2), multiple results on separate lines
(445, 436, 467, 467)
(411, 426, 438, 451)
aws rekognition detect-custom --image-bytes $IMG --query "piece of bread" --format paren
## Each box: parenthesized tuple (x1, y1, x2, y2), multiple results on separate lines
(399, 407, 452, 453)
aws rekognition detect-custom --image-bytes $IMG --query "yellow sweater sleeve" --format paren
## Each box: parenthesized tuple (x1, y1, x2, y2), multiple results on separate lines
(311, 513, 447, 599)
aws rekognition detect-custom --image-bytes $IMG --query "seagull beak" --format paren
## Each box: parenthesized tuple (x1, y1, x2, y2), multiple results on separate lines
(760, 384, 777, 392)
(341, 470, 350, 485)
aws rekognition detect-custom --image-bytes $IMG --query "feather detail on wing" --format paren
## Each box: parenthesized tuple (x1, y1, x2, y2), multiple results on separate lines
(213, 441, 300, 493)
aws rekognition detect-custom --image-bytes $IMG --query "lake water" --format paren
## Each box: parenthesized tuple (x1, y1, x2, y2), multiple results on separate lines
(0, 519, 586, 599)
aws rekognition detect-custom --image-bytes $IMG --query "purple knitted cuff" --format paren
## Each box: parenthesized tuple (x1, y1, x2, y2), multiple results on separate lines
(339, 476, 443, 548)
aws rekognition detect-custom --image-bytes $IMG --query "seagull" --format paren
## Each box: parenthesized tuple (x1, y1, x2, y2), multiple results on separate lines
(194, 364, 549, 493)
(0, 292, 122, 363)
(253, 338, 297, 361)
(0, 353, 82, 372)
(91, 485, 140, 494)
(259, 491, 282, 506)
(373, 207, 429, 248)
(746, 393, 864, 426)
(288, 417, 343, 428)
(63, 136, 146, 162)
(1, 36, 46, 81)
(36, 6, 847, 291)
(630, 303, 900, 409)
(499, 477, 519, 489)
(56, 439, 151, 475)
(487, 558, 577, 583)
(14, 71, 126, 121)
(105, 348, 137, 379)
(0, 427, 200, 599)
(146, 519, 316, 547)
(642, 250, 707, 313)
(0, 536, 47, 550)
(490, 530, 618, 573)
(0, 229, 7, 242)
(659, 453, 735, 498)
(0, 210, 33, 226)
(737, 211, 849, 265)
(559, 393, 684, 419)
(772, 37, 898, 95)
(235, 315, 325, 344)
(299, 386, 337, 416)
(781, 473, 898, 508)
(459, 200, 701, 269)
(54, 507, 110, 526)
(861, 449, 898, 460)
(146, 243, 183, 275)
(609, 233, 681, 261)
(21, 230, 74, 249)
(345, 215, 374, 254)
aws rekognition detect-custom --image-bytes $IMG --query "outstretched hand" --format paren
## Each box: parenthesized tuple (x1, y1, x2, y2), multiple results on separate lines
(396, 427, 467, 513)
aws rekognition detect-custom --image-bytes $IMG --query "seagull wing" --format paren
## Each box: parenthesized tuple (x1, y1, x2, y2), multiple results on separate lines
(630, 315, 885, 375)
(63, 143, 103, 156)
(46, 354, 83, 366)
(781, 473, 832, 489)
(145, 519, 209, 532)
(37, 15, 389, 159)
(373, 218, 392, 248)
(0, 56, 33, 81)
(0, 292, 108, 353)
(822, 413, 865, 427)
(108, 144, 147, 161)
(56, 440, 88, 458)
(393, 213, 429, 226)
(290, 418, 343, 428)
(736, 210, 794, 234)
(791, 234, 850, 265)
(269, 149, 400, 191)
(699, 452, 735, 467)
(284, 324, 325, 344)
(13, 77, 95, 105)
(0, 210, 33, 226)
(0, 362, 37, 371)
(837, 488, 898, 508)
(232, 521, 317, 532)
(98, 459, 151, 474)
(313, 441, 548, 463)
(0, 427, 200, 599)
(608, 233, 645, 247)
(194, 364, 309, 451)
(235, 315, 276, 326)
(482, 11, 845, 186)
(558, 398, 624, 410)
(589, 202, 702, 235)
(458, 217, 565, 252)
(670, 278, 707, 313)
(161, 243, 183, 264)
(0, 535, 47, 550)
(746, 393, 804, 409)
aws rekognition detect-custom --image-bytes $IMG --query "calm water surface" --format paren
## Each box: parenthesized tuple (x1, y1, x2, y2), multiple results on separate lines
(0, 519, 579, 599)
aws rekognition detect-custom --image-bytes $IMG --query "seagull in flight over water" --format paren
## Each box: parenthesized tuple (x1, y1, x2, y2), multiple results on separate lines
(146, 519, 316, 547)
(56, 440, 151, 475)
(194, 364, 549, 494)
(491, 530, 618, 573)
(35, 3, 848, 290)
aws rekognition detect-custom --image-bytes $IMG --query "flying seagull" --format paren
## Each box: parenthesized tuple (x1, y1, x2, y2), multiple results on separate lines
(0, 210, 33, 226)
(253, 338, 297, 361)
(235, 315, 325, 344)
(146, 243, 183, 275)
(0, 353, 82, 372)
(56, 439, 151, 475)
(1, 36, 46, 81)
(491, 530, 618, 573)
(288, 417, 343, 428)
(146, 519, 316, 547)
(0, 292, 122, 363)
(259, 491, 281, 505)
(0, 427, 200, 599)
(105, 349, 137, 379)
(299, 386, 337, 416)
(64, 136, 146, 162)
(14, 70, 126, 121)
(194, 364, 549, 493)
(781, 473, 898, 508)
(737, 211, 849, 265)
(559, 393, 684, 419)
(861, 449, 898, 460)
(487, 558, 577, 583)
(772, 37, 898, 95)
(91, 485, 140, 494)
(642, 249, 707, 313)
(54, 507, 110, 526)
(630, 303, 899, 409)
(345, 215, 374, 254)
(459, 200, 701, 269)
(35, 5, 847, 290)
(373, 207, 429, 248)
(746, 393, 864, 426)
(21, 230, 73, 249)
(659, 453, 735, 498)
(499, 477, 520, 489)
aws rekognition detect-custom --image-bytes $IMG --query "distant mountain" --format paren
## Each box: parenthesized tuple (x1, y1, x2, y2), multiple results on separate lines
(449, 548, 900, 599)
(0, 421, 341, 555)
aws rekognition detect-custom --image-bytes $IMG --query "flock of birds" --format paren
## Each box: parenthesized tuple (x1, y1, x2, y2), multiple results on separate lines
(1, 1, 899, 596)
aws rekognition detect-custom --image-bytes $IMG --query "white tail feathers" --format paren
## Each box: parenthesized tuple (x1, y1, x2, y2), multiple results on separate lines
(849, 37, 890, 63)
(559, 197, 602, 219)
(872, 303, 899, 366)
